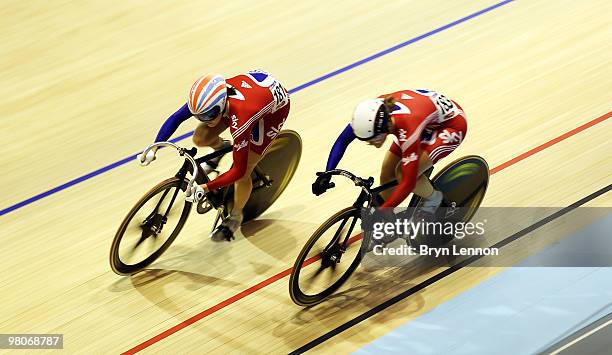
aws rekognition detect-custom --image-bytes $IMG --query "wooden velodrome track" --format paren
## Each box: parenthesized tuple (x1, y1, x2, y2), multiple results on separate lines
(1, 0, 610, 353)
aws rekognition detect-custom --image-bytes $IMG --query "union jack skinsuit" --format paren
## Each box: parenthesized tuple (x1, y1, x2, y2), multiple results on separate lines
(154, 69, 290, 191)
(325, 89, 467, 207)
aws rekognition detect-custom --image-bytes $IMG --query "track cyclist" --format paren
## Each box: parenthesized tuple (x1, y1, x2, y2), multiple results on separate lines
(313, 89, 467, 216)
(138, 69, 290, 241)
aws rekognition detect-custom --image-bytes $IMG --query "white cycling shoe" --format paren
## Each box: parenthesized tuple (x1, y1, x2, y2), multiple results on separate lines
(416, 190, 444, 221)
(210, 210, 243, 242)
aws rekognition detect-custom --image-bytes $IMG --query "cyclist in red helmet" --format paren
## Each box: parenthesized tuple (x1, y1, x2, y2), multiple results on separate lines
(139, 70, 290, 241)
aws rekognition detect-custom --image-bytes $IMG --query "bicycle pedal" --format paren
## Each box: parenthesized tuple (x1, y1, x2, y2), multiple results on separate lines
(264, 175, 273, 187)
(444, 202, 459, 218)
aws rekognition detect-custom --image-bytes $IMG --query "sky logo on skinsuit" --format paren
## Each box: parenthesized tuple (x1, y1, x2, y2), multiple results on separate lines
(234, 140, 248, 151)
(439, 130, 463, 144)
(266, 122, 285, 139)
(231, 115, 238, 129)
(398, 129, 408, 143)
(402, 152, 418, 165)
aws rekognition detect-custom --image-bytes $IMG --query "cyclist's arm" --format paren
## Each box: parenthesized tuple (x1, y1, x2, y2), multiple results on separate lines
(154, 103, 192, 142)
(206, 129, 250, 191)
(325, 124, 356, 170)
(206, 103, 272, 191)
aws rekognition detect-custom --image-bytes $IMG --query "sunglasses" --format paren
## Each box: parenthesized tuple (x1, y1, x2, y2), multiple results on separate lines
(195, 106, 221, 122)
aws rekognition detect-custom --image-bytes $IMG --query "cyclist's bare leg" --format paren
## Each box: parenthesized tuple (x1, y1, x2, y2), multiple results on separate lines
(193, 121, 228, 149)
(411, 151, 443, 213)
(412, 151, 434, 198)
(379, 151, 401, 201)
(211, 150, 262, 241)
(233, 150, 263, 212)
(193, 121, 231, 172)
(379, 150, 434, 200)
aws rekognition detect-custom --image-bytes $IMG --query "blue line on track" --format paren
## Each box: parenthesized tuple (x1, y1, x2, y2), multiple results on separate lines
(0, 0, 515, 217)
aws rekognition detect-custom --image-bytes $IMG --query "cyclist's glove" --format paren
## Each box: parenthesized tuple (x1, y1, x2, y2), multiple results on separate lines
(137, 147, 157, 166)
(312, 173, 333, 196)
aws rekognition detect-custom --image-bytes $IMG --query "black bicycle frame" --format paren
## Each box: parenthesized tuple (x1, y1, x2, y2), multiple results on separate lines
(171, 145, 272, 202)
(349, 166, 435, 209)
(172, 146, 230, 185)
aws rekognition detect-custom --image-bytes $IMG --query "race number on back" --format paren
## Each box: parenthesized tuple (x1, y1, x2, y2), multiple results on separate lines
(416, 88, 461, 122)
(246, 69, 289, 113)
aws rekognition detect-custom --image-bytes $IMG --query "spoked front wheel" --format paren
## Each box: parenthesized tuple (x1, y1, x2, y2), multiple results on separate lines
(110, 177, 192, 275)
(289, 207, 365, 306)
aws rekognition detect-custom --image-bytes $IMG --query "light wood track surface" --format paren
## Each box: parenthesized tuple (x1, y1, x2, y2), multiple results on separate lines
(1, 0, 610, 353)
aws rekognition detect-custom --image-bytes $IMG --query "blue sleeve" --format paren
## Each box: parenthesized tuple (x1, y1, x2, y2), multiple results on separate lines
(154, 103, 192, 142)
(325, 123, 356, 170)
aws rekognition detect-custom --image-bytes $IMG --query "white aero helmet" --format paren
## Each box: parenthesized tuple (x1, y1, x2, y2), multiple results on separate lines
(351, 98, 390, 140)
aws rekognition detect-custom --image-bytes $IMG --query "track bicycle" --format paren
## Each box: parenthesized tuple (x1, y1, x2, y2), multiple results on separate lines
(289, 155, 489, 306)
(110, 130, 302, 275)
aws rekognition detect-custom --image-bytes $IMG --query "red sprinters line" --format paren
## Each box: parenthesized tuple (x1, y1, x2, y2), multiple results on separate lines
(124, 233, 365, 354)
(490, 111, 611, 174)
(122, 110, 610, 354)
(123, 268, 294, 354)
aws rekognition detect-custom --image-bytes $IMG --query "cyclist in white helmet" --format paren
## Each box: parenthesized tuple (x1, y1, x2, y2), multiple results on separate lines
(313, 89, 467, 215)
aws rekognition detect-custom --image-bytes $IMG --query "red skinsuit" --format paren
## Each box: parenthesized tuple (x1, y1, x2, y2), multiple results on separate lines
(206, 70, 290, 191)
(381, 89, 467, 207)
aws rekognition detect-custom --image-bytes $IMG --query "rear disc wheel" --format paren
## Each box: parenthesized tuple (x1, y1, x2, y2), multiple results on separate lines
(411, 155, 490, 247)
(241, 130, 302, 222)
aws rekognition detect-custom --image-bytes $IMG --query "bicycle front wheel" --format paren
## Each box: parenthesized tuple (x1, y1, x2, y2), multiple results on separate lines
(289, 207, 365, 306)
(110, 177, 192, 275)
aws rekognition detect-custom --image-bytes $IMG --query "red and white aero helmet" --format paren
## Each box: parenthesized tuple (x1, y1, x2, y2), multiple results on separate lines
(188, 74, 227, 121)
